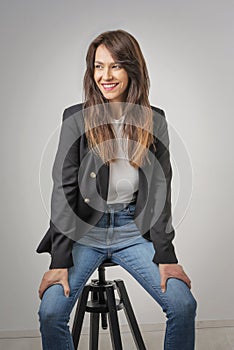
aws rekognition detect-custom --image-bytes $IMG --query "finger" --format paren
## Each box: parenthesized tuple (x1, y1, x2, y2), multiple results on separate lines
(38, 278, 53, 299)
(180, 274, 192, 289)
(182, 272, 191, 285)
(62, 280, 70, 298)
(38, 284, 46, 300)
(160, 276, 167, 293)
(39, 278, 51, 299)
(38, 279, 49, 300)
(186, 278, 192, 289)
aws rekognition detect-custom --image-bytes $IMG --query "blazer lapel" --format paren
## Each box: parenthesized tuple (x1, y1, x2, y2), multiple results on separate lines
(93, 153, 110, 201)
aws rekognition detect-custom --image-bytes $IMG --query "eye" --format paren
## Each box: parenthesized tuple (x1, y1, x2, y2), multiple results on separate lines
(112, 64, 121, 69)
(94, 64, 103, 69)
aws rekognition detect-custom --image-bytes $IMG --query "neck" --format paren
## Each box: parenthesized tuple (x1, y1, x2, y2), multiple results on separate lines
(108, 101, 124, 119)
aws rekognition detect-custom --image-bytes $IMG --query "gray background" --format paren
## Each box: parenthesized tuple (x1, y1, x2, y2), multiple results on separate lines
(0, 0, 233, 331)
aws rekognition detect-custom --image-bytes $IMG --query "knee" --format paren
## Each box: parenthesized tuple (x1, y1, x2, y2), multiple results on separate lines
(182, 294, 197, 318)
(38, 297, 69, 329)
(169, 294, 197, 321)
(38, 305, 58, 325)
(38, 306, 70, 335)
(38, 284, 70, 325)
(165, 280, 197, 321)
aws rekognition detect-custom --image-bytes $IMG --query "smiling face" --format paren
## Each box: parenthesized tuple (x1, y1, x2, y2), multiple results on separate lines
(94, 44, 129, 103)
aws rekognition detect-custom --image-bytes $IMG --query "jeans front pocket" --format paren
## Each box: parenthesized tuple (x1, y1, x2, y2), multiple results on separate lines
(122, 203, 135, 216)
(128, 203, 136, 215)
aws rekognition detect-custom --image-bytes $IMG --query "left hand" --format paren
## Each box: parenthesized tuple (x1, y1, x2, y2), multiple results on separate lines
(38, 268, 70, 300)
(159, 264, 191, 293)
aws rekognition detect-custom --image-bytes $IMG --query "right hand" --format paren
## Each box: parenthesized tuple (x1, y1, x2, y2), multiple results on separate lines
(159, 264, 191, 293)
(38, 268, 70, 299)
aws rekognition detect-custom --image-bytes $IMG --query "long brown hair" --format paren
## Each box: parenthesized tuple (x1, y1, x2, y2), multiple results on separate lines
(83, 29, 155, 168)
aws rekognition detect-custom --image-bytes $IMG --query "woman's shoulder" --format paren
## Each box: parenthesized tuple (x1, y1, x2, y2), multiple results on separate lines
(63, 102, 84, 120)
(150, 105, 165, 118)
(150, 105, 168, 138)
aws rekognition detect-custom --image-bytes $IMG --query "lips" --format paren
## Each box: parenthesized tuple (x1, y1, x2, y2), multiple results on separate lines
(101, 83, 119, 91)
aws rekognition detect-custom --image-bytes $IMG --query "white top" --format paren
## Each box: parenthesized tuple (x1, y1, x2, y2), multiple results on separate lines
(106, 115, 139, 204)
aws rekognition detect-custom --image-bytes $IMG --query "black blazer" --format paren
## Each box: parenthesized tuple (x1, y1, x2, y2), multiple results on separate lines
(36, 103, 178, 269)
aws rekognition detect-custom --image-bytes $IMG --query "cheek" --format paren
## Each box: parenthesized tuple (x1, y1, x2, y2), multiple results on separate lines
(122, 78, 128, 91)
(122, 74, 129, 89)
(94, 72, 100, 82)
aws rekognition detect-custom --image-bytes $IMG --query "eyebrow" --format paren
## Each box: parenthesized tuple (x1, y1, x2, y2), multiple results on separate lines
(94, 60, 118, 65)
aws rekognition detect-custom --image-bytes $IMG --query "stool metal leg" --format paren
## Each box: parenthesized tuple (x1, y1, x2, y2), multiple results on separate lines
(72, 285, 90, 349)
(89, 313, 100, 350)
(105, 285, 123, 350)
(101, 312, 108, 330)
(115, 279, 147, 350)
(98, 266, 108, 330)
(99, 286, 108, 330)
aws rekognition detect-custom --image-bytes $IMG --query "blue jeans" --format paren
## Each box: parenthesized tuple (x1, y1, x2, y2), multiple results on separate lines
(38, 202, 197, 350)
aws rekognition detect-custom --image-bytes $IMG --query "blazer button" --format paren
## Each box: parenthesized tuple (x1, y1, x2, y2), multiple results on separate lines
(90, 172, 96, 178)
(84, 198, 90, 203)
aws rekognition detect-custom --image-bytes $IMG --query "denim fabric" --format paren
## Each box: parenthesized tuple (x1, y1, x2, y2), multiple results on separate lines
(38, 202, 197, 350)
(76, 201, 141, 247)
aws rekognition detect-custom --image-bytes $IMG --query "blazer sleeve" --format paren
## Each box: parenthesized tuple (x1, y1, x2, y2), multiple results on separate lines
(150, 109, 178, 264)
(36, 107, 81, 269)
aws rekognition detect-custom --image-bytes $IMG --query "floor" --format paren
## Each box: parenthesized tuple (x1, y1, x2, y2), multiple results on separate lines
(0, 321, 234, 350)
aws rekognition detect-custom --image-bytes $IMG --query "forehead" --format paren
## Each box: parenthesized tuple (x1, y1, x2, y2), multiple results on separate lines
(95, 44, 116, 63)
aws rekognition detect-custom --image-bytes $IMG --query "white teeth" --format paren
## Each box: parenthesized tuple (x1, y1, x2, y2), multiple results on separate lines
(103, 83, 117, 88)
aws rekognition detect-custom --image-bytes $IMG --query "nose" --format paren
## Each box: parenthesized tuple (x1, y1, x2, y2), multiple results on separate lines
(102, 67, 113, 80)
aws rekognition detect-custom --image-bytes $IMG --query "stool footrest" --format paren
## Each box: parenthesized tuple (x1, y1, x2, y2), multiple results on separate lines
(86, 299, 123, 313)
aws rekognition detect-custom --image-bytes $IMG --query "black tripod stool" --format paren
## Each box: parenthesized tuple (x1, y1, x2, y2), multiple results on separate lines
(72, 260, 147, 350)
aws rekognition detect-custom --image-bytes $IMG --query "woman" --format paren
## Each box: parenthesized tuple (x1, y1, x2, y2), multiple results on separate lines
(37, 29, 197, 349)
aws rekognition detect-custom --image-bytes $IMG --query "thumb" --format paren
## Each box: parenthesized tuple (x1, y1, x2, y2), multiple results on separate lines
(160, 276, 167, 293)
(61, 279, 70, 298)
